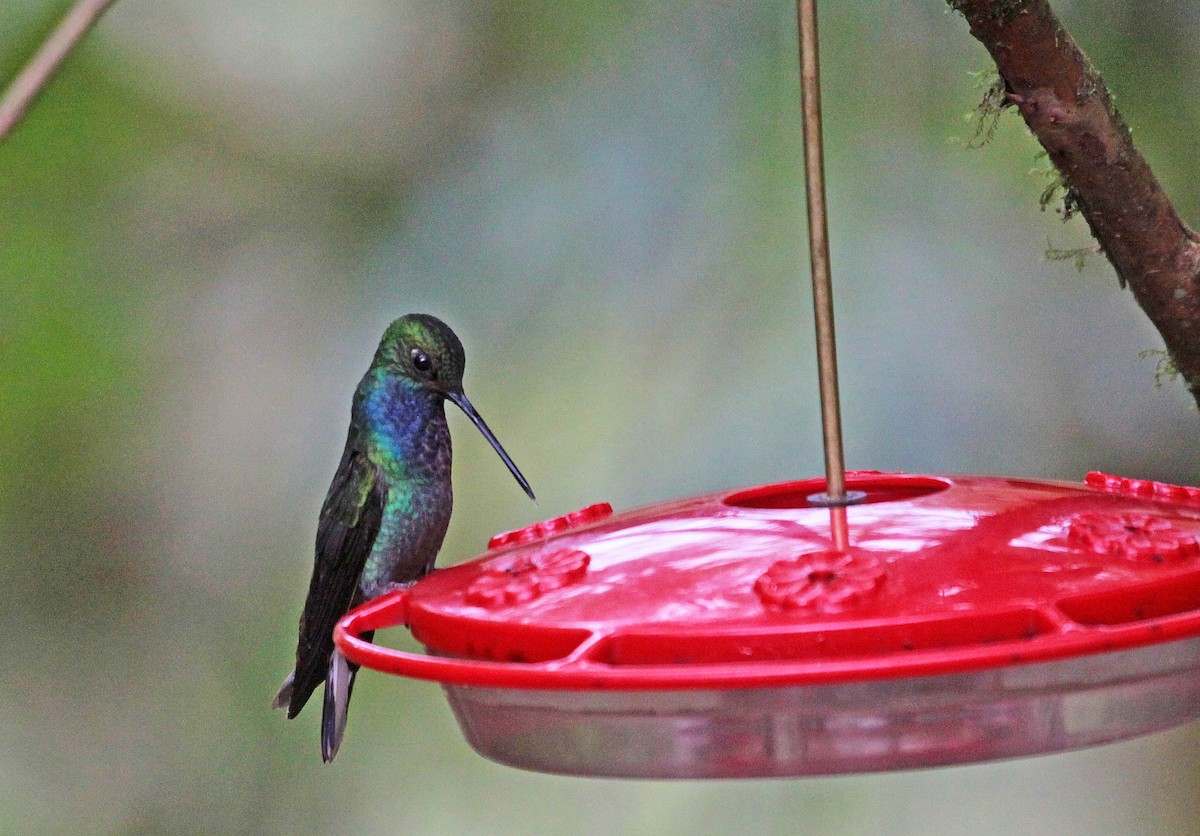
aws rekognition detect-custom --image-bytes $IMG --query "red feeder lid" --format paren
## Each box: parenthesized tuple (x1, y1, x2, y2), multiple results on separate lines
(336, 471, 1200, 777)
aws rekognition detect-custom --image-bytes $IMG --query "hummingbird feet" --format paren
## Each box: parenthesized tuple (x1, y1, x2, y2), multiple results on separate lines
(384, 580, 419, 594)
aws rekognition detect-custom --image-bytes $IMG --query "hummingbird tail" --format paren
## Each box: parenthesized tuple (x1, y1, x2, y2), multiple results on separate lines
(272, 672, 295, 711)
(321, 648, 353, 762)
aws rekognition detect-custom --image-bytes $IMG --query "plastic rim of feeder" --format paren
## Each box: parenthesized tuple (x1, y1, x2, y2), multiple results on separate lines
(335, 470, 1200, 778)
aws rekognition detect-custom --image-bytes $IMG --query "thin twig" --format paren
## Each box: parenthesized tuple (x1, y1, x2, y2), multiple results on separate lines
(0, 0, 120, 141)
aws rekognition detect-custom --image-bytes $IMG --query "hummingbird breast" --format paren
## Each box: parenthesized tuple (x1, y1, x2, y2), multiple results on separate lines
(356, 375, 454, 598)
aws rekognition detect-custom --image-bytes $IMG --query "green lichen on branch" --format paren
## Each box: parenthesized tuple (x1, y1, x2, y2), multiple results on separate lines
(960, 69, 1010, 148)
(1032, 153, 1080, 219)
(1043, 240, 1097, 271)
(1078, 64, 1105, 102)
(947, 0, 1031, 24)
(1138, 349, 1181, 389)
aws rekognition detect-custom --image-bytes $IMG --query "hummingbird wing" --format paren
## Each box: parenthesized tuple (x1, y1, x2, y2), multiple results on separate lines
(283, 444, 386, 720)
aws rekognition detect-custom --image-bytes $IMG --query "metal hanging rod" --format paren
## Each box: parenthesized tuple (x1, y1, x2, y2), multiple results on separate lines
(796, 0, 859, 518)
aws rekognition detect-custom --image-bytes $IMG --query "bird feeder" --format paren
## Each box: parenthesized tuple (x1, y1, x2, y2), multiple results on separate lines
(334, 1, 1200, 777)
(337, 471, 1200, 777)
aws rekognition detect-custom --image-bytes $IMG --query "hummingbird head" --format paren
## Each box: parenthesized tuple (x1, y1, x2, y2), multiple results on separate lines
(376, 313, 535, 501)
(377, 312, 468, 395)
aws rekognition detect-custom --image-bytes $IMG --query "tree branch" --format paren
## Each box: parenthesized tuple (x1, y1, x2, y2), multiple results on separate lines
(950, 0, 1200, 406)
(0, 0, 120, 141)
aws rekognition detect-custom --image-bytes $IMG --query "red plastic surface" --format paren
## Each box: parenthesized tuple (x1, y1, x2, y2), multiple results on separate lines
(487, 502, 613, 550)
(336, 472, 1200, 690)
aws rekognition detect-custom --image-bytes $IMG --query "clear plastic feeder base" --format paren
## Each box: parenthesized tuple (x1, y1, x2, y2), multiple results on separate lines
(444, 636, 1200, 778)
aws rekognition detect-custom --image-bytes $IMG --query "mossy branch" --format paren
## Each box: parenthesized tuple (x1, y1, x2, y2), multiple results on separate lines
(949, 0, 1200, 406)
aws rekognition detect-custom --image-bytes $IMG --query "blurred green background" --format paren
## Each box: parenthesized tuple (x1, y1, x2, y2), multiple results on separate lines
(3, 0, 1199, 833)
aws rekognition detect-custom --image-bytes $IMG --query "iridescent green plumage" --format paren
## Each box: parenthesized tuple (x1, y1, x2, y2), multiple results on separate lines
(274, 314, 534, 761)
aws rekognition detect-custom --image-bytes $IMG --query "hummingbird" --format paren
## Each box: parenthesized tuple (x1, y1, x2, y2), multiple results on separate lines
(273, 313, 535, 761)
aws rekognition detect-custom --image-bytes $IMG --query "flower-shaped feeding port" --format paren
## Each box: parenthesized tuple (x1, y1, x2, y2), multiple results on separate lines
(754, 550, 885, 612)
(1066, 513, 1200, 565)
(465, 549, 591, 608)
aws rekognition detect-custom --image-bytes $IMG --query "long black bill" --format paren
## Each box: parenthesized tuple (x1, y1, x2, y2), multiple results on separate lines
(447, 390, 536, 501)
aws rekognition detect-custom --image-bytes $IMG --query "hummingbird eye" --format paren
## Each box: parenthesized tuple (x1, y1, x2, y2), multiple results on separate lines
(410, 348, 434, 376)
